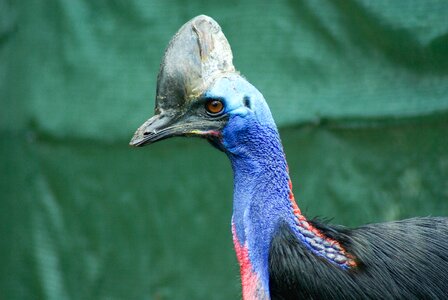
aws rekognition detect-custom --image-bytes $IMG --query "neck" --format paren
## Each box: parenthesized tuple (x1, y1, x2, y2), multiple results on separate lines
(222, 115, 355, 299)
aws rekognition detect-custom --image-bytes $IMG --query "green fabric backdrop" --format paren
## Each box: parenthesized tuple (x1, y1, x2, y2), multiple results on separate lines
(1, 1, 447, 299)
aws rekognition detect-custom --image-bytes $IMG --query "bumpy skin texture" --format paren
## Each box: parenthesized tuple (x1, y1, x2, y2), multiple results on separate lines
(269, 218, 448, 299)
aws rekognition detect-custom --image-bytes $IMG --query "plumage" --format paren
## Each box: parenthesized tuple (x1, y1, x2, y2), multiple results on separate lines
(130, 15, 448, 299)
(269, 218, 448, 299)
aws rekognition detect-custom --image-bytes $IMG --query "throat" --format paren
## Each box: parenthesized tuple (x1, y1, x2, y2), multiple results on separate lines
(223, 120, 356, 297)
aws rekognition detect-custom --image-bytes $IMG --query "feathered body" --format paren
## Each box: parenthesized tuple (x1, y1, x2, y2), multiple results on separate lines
(131, 15, 448, 300)
(270, 218, 448, 299)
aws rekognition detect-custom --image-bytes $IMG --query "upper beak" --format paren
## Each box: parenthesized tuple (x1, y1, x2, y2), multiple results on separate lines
(129, 111, 180, 147)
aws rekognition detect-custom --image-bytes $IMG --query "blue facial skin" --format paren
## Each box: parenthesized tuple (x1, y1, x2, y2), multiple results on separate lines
(204, 74, 299, 294)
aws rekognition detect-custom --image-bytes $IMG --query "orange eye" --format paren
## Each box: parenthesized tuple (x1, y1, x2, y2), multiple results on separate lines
(205, 99, 224, 115)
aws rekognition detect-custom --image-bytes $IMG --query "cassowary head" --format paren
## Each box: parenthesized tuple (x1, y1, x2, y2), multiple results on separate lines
(129, 15, 275, 151)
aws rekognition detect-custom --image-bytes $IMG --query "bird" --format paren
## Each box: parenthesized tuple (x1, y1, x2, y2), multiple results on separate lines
(130, 15, 448, 299)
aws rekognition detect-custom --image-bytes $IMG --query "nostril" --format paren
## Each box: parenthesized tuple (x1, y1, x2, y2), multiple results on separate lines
(144, 130, 157, 136)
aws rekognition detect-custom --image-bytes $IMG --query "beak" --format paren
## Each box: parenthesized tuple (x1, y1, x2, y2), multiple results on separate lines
(129, 110, 227, 147)
(129, 111, 181, 147)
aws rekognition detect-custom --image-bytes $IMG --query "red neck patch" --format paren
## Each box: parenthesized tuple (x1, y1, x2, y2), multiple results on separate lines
(232, 224, 269, 300)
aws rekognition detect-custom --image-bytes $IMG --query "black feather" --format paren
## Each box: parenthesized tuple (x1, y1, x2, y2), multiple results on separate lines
(269, 217, 448, 299)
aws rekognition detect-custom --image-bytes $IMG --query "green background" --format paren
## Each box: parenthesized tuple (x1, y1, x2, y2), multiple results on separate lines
(1, 1, 448, 299)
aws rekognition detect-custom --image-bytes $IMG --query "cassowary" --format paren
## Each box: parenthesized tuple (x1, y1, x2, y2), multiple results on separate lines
(130, 15, 448, 299)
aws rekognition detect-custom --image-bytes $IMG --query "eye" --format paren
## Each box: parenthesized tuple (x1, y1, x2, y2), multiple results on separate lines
(205, 99, 224, 116)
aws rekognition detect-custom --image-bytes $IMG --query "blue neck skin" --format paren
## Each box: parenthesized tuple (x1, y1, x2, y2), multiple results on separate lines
(223, 113, 297, 294)
(205, 74, 299, 294)
(206, 74, 353, 297)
